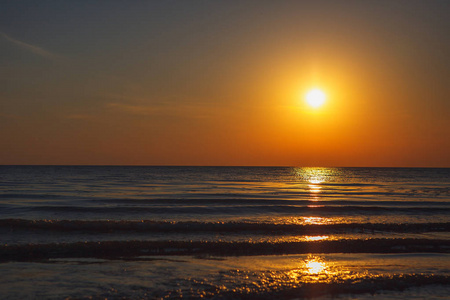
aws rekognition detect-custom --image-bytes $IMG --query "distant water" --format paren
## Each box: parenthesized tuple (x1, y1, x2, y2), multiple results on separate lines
(0, 166, 449, 299)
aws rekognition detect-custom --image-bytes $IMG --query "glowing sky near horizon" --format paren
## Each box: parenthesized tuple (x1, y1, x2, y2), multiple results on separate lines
(0, 1, 449, 167)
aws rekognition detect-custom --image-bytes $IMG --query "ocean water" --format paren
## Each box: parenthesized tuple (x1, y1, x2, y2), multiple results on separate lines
(0, 166, 449, 299)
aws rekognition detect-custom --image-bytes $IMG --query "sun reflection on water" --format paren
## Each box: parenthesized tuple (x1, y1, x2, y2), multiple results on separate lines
(306, 259, 326, 274)
(308, 179, 323, 185)
(292, 167, 341, 202)
(287, 255, 333, 283)
(304, 235, 329, 242)
(302, 216, 330, 225)
(292, 167, 338, 183)
(181, 254, 405, 298)
(308, 182, 322, 199)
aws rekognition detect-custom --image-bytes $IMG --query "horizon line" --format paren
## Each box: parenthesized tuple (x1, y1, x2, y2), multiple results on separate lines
(0, 164, 449, 169)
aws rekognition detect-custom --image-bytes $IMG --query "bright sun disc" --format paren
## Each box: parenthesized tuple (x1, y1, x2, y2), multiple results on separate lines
(306, 89, 326, 108)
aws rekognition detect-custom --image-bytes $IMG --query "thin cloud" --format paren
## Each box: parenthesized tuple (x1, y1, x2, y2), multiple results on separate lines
(107, 103, 161, 116)
(0, 31, 59, 60)
(65, 114, 93, 120)
(104, 93, 219, 119)
(107, 101, 216, 119)
(0, 112, 21, 120)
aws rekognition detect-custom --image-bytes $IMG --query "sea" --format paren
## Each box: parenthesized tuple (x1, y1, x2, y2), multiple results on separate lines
(0, 166, 449, 299)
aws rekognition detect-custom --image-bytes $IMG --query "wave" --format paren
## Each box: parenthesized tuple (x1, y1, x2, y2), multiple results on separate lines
(88, 198, 450, 206)
(163, 273, 450, 300)
(0, 193, 79, 200)
(2, 219, 449, 234)
(3, 204, 448, 216)
(1, 239, 449, 262)
(3, 193, 450, 208)
(2, 190, 449, 201)
(179, 271, 450, 300)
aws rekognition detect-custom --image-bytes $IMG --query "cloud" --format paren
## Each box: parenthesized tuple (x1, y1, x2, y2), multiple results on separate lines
(106, 101, 216, 119)
(65, 114, 93, 120)
(107, 102, 162, 116)
(0, 31, 60, 60)
(103, 93, 219, 119)
(0, 112, 20, 120)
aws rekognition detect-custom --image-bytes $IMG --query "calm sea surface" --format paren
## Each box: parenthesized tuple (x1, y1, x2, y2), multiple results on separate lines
(0, 166, 449, 299)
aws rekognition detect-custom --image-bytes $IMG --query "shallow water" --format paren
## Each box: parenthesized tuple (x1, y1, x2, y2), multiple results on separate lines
(1, 254, 449, 299)
(0, 166, 449, 298)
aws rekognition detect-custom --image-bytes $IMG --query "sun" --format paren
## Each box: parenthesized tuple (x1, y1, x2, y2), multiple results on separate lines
(306, 89, 326, 108)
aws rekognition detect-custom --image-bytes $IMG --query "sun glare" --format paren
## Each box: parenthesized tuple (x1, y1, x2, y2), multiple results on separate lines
(305, 257, 327, 274)
(306, 89, 326, 108)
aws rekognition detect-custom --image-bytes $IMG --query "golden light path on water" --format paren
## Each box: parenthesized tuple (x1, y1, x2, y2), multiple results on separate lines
(274, 169, 361, 288)
(292, 167, 337, 202)
(268, 168, 349, 228)
(210, 166, 388, 289)
(303, 235, 329, 242)
(287, 256, 331, 283)
(208, 254, 379, 297)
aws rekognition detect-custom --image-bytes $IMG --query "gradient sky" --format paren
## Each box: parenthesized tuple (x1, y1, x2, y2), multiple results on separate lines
(1, 1, 449, 167)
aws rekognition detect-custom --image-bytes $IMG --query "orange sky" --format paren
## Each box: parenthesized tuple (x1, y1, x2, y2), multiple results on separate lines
(1, 1, 449, 166)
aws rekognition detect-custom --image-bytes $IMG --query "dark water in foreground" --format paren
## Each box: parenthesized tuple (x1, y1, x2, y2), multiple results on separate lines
(0, 166, 449, 299)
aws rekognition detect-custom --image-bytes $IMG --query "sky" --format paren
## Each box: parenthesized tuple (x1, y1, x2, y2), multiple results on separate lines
(1, 0, 449, 167)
